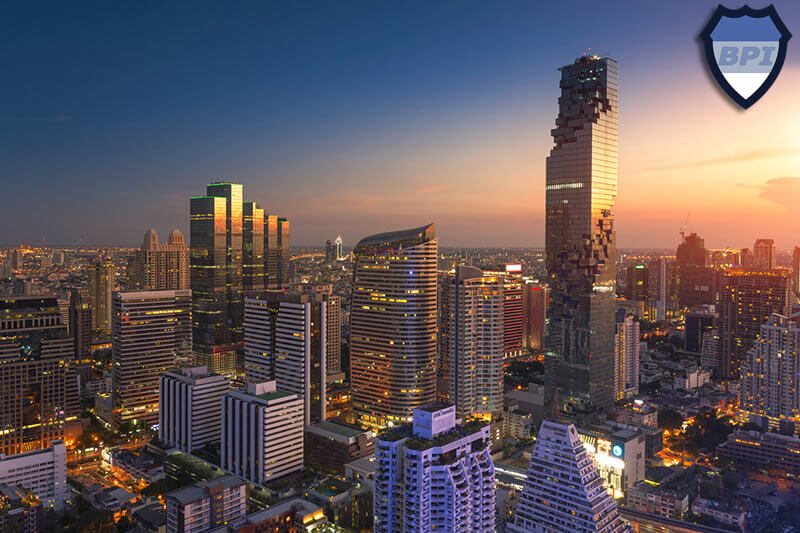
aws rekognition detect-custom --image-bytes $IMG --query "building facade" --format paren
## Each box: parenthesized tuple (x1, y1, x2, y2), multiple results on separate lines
(159, 366, 230, 452)
(374, 404, 495, 533)
(69, 289, 93, 359)
(718, 268, 791, 379)
(220, 381, 304, 484)
(509, 420, 628, 533)
(350, 224, 438, 430)
(0, 440, 68, 511)
(304, 421, 374, 475)
(545, 56, 618, 411)
(128, 229, 190, 290)
(244, 291, 337, 425)
(0, 297, 78, 455)
(613, 315, 640, 400)
(111, 290, 192, 429)
(447, 266, 503, 421)
(89, 260, 114, 332)
(165, 476, 247, 533)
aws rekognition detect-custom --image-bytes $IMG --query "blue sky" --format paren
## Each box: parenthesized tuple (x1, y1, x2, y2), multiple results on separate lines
(3, 1, 800, 248)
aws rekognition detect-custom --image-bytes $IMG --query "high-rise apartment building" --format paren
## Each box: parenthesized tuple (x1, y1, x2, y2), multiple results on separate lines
(753, 238, 776, 269)
(244, 291, 336, 425)
(545, 56, 618, 411)
(483, 264, 524, 358)
(510, 419, 629, 533)
(190, 183, 290, 378)
(165, 476, 247, 533)
(0, 297, 78, 455)
(792, 246, 800, 301)
(334, 235, 343, 260)
(447, 266, 503, 421)
(221, 381, 304, 484)
(523, 282, 548, 351)
(613, 314, 640, 400)
(128, 229, 190, 290)
(625, 263, 648, 301)
(111, 290, 192, 429)
(374, 404, 495, 533)
(739, 308, 800, 432)
(676, 232, 707, 267)
(69, 289, 93, 359)
(324, 240, 335, 263)
(88, 260, 114, 331)
(159, 366, 230, 452)
(350, 224, 438, 430)
(718, 268, 791, 379)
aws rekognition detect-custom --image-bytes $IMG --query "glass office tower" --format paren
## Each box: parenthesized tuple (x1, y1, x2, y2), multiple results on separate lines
(350, 224, 438, 430)
(545, 56, 618, 411)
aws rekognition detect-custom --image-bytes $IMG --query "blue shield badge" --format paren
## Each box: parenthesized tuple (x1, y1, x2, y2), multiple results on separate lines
(700, 5, 791, 108)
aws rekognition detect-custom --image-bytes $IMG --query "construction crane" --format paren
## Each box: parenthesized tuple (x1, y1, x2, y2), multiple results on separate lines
(679, 213, 690, 242)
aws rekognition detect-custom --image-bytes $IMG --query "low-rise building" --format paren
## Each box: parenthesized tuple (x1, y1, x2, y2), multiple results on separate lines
(692, 498, 746, 530)
(626, 480, 690, 519)
(304, 421, 374, 475)
(104, 448, 164, 484)
(304, 477, 373, 531)
(213, 498, 329, 532)
(94, 486, 138, 512)
(577, 422, 646, 499)
(166, 476, 247, 533)
(0, 440, 68, 511)
(0, 484, 42, 533)
(717, 430, 800, 476)
(502, 400, 537, 440)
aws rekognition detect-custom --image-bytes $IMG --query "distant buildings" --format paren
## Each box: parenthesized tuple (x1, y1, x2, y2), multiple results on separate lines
(244, 290, 339, 425)
(111, 290, 192, 429)
(221, 381, 304, 484)
(739, 309, 800, 432)
(546, 56, 618, 411)
(793, 246, 800, 300)
(509, 420, 628, 532)
(350, 224, 438, 430)
(684, 307, 716, 354)
(753, 238, 776, 269)
(88, 260, 114, 331)
(159, 366, 230, 452)
(68, 289, 93, 358)
(0, 440, 67, 511)
(334, 235, 343, 260)
(613, 314, 640, 400)
(190, 182, 290, 379)
(0, 296, 78, 455)
(718, 268, 791, 379)
(0, 484, 43, 533)
(165, 476, 247, 533)
(446, 265, 503, 421)
(374, 404, 495, 532)
(325, 239, 335, 263)
(128, 229, 190, 290)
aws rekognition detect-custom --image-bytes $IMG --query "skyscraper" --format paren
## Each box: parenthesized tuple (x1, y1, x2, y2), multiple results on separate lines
(753, 238, 776, 269)
(718, 268, 791, 379)
(190, 183, 244, 378)
(523, 282, 548, 351)
(482, 264, 524, 359)
(447, 266, 503, 421)
(127, 229, 190, 290)
(373, 404, 495, 532)
(159, 366, 230, 452)
(111, 290, 192, 429)
(0, 297, 78, 455)
(324, 239, 335, 263)
(244, 290, 335, 425)
(68, 289, 93, 359)
(739, 307, 800, 432)
(242, 201, 265, 293)
(265, 214, 290, 289)
(792, 246, 800, 301)
(350, 224, 437, 430)
(510, 419, 629, 533)
(334, 235, 343, 261)
(221, 381, 304, 484)
(545, 56, 618, 411)
(613, 314, 640, 400)
(88, 260, 114, 332)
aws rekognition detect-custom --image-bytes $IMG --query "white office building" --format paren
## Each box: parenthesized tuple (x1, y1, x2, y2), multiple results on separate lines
(0, 440, 68, 511)
(509, 420, 629, 532)
(374, 403, 495, 532)
(221, 381, 304, 485)
(244, 291, 336, 425)
(159, 366, 230, 452)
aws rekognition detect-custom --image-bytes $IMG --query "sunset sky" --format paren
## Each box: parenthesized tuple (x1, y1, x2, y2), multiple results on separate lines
(3, 1, 799, 249)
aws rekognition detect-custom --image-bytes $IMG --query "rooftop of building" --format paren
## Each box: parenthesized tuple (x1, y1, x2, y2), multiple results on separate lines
(166, 475, 244, 506)
(354, 223, 434, 252)
(227, 497, 323, 526)
(306, 421, 372, 442)
(379, 419, 488, 451)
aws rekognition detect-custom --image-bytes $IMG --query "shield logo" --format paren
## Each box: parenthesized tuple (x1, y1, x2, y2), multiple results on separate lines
(700, 5, 791, 108)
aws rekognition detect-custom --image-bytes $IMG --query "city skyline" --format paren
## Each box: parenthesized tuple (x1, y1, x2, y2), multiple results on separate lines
(3, 2, 800, 249)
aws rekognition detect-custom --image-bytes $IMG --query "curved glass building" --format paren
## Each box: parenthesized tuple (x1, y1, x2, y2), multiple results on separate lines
(350, 224, 438, 430)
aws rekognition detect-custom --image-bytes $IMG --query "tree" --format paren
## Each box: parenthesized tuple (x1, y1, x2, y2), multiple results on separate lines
(658, 409, 684, 431)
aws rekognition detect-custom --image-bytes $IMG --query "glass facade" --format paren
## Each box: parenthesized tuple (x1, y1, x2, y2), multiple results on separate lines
(350, 224, 438, 430)
(545, 56, 618, 410)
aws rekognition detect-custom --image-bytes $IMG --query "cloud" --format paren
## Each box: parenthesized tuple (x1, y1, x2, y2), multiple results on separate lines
(743, 177, 800, 209)
(416, 184, 448, 194)
(52, 114, 72, 122)
(642, 148, 797, 172)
